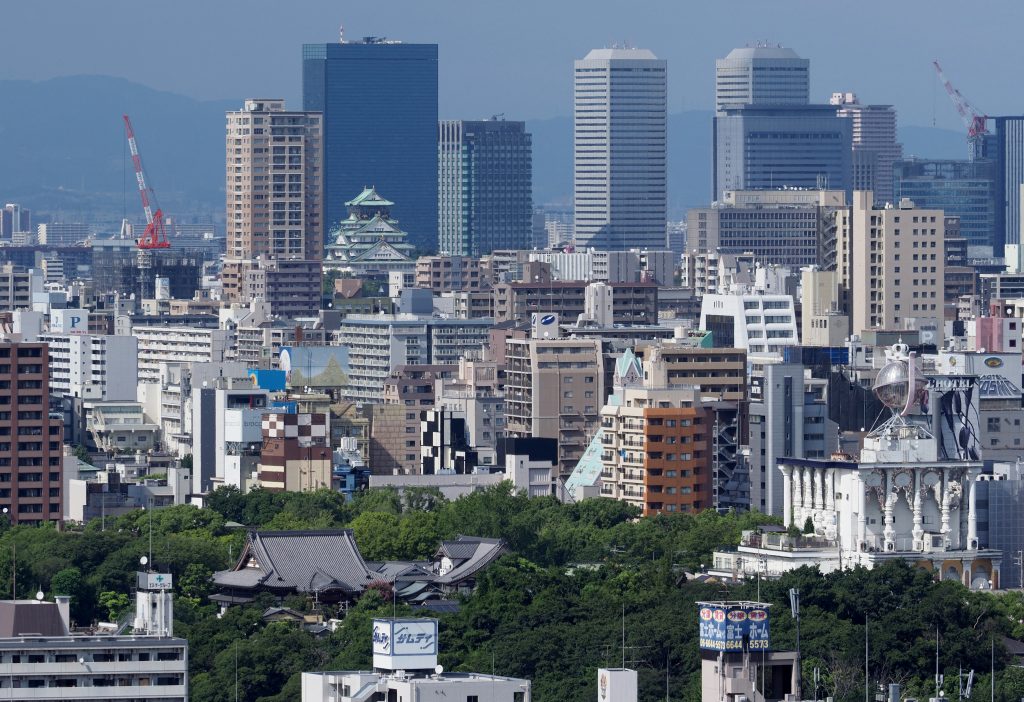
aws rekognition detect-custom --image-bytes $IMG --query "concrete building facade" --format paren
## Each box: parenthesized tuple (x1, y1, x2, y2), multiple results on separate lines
(845, 191, 945, 335)
(574, 48, 667, 250)
(686, 189, 847, 267)
(223, 98, 323, 304)
(0, 342, 63, 525)
(597, 349, 712, 515)
(505, 336, 604, 477)
(832, 92, 902, 206)
(258, 412, 332, 491)
(38, 333, 138, 401)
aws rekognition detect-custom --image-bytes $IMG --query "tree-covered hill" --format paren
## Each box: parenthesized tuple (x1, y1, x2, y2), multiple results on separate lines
(4, 485, 1024, 701)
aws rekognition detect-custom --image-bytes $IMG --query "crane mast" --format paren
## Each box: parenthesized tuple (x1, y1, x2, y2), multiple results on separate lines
(122, 114, 170, 249)
(932, 60, 988, 138)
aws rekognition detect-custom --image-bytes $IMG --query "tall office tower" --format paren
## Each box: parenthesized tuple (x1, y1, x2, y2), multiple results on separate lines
(832, 92, 903, 206)
(438, 119, 533, 256)
(0, 204, 30, 239)
(975, 116, 1024, 257)
(303, 38, 438, 252)
(841, 191, 945, 336)
(0, 342, 62, 525)
(892, 159, 997, 252)
(573, 47, 667, 250)
(222, 99, 323, 304)
(715, 45, 809, 112)
(713, 45, 851, 201)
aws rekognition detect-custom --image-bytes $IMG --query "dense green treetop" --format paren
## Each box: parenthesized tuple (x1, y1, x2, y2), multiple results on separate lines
(4, 484, 1022, 702)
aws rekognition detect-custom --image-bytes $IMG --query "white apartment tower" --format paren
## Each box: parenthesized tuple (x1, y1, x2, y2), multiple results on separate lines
(223, 99, 323, 301)
(573, 47, 667, 250)
(715, 45, 809, 113)
(832, 92, 903, 206)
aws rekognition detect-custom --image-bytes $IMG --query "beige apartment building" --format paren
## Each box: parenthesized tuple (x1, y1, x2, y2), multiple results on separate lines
(223, 99, 323, 302)
(632, 343, 747, 402)
(842, 191, 944, 336)
(415, 255, 490, 293)
(505, 337, 605, 477)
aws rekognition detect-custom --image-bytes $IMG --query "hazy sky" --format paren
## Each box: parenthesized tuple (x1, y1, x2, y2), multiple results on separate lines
(4, 0, 1023, 129)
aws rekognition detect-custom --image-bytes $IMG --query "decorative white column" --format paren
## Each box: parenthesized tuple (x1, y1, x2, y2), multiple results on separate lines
(940, 468, 952, 546)
(825, 469, 835, 511)
(781, 465, 794, 528)
(882, 471, 896, 550)
(967, 468, 979, 549)
(814, 469, 824, 512)
(912, 468, 923, 548)
(793, 466, 804, 525)
(803, 468, 814, 525)
(858, 473, 867, 550)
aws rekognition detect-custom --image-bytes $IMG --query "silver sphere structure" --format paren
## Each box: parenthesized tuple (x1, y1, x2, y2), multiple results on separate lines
(872, 359, 926, 414)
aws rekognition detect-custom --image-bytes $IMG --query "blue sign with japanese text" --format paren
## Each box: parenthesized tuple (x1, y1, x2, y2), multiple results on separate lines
(697, 602, 770, 651)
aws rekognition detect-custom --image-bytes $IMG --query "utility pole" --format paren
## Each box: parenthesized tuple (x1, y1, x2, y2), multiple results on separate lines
(865, 615, 869, 702)
(790, 588, 801, 699)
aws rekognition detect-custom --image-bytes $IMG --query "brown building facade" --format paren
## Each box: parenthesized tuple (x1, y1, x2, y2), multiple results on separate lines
(0, 343, 63, 525)
(258, 412, 331, 492)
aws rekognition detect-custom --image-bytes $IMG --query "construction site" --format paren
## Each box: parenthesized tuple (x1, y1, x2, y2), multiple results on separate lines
(88, 115, 213, 300)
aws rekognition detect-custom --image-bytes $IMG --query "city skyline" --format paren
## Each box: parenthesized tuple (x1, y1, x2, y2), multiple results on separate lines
(3, 0, 1023, 132)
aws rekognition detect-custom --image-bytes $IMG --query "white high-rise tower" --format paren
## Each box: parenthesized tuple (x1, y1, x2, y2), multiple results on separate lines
(573, 47, 667, 250)
(715, 45, 809, 113)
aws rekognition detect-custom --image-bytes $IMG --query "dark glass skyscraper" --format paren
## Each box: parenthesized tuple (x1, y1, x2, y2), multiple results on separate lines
(438, 120, 533, 256)
(892, 158, 997, 251)
(303, 39, 438, 252)
(976, 116, 1024, 255)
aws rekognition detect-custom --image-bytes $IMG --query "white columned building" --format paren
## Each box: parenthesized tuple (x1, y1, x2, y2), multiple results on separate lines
(713, 344, 1001, 589)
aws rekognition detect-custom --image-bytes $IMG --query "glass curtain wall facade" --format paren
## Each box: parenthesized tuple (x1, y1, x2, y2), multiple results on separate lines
(438, 120, 533, 256)
(303, 41, 438, 252)
(892, 158, 997, 251)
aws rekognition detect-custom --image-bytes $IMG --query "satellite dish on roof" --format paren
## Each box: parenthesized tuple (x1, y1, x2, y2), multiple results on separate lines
(140, 556, 149, 566)
(35, 591, 44, 601)
(435, 665, 444, 675)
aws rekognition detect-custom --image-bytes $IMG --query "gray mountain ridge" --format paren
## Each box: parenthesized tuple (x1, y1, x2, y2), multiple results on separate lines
(0, 76, 970, 224)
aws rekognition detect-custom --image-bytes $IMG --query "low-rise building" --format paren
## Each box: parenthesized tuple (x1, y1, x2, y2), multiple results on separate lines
(0, 575, 187, 700)
(258, 412, 332, 492)
(415, 255, 490, 293)
(88, 401, 160, 453)
(301, 618, 530, 702)
(242, 258, 322, 319)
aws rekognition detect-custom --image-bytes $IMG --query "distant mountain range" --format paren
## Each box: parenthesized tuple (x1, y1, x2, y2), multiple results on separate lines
(0, 76, 973, 226)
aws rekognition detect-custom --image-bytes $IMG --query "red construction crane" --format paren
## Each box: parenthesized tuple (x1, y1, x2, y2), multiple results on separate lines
(932, 60, 988, 138)
(122, 114, 171, 249)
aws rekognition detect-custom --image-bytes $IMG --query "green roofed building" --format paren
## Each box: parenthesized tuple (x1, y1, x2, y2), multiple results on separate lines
(324, 187, 416, 275)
